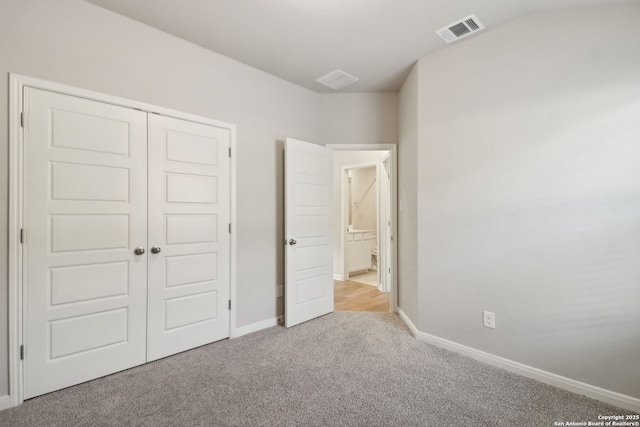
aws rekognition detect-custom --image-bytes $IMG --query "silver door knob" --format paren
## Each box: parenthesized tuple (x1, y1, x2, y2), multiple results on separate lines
(134, 247, 145, 255)
(289, 239, 297, 245)
(151, 246, 162, 254)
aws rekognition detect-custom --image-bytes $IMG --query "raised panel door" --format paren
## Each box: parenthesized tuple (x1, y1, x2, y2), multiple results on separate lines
(284, 138, 333, 328)
(147, 114, 230, 361)
(23, 88, 148, 398)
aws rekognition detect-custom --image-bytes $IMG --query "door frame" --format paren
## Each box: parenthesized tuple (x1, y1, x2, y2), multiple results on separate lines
(7, 74, 237, 408)
(327, 144, 398, 313)
(379, 153, 392, 294)
(340, 161, 380, 285)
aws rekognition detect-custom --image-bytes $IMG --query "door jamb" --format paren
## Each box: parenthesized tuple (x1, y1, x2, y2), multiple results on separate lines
(8, 73, 238, 408)
(327, 144, 398, 314)
(380, 153, 392, 293)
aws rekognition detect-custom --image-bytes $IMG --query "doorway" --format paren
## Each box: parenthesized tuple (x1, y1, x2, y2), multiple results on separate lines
(329, 147, 396, 312)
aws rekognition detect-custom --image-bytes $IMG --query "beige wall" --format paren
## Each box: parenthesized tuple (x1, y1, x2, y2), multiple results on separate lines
(0, 0, 397, 398)
(414, 3, 640, 399)
(320, 93, 398, 145)
(397, 64, 420, 324)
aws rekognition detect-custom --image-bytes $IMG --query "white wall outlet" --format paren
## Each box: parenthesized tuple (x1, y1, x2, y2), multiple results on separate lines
(276, 285, 284, 298)
(483, 311, 496, 329)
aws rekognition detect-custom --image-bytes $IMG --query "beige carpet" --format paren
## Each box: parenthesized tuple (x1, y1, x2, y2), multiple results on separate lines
(0, 312, 631, 426)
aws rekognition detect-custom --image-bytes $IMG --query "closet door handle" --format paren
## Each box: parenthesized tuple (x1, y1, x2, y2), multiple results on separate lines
(134, 247, 145, 255)
(151, 246, 162, 254)
(289, 239, 297, 246)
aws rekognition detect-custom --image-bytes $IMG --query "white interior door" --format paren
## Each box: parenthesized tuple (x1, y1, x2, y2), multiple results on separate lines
(147, 114, 230, 361)
(284, 138, 333, 328)
(23, 88, 148, 398)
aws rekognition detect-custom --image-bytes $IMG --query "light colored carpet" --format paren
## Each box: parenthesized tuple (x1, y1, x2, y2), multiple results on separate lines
(0, 312, 630, 426)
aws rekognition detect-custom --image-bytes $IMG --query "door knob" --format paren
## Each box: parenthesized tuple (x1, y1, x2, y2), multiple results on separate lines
(289, 239, 297, 245)
(151, 246, 162, 254)
(134, 247, 145, 255)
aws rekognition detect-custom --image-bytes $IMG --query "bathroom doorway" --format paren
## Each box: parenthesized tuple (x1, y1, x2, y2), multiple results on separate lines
(329, 146, 396, 312)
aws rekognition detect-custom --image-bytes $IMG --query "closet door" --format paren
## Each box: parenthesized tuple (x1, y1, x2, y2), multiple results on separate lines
(147, 115, 230, 361)
(23, 88, 148, 398)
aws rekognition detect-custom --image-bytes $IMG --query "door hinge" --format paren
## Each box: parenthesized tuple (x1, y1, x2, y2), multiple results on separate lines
(228, 223, 231, 234)
(20, 345, 24, 360)
(228, 147, 231, 158)
(20, 228, 24, 244)
(20, 112, 24, 128)
(228, 300, 231, 310)
(389, 267, 391, 274)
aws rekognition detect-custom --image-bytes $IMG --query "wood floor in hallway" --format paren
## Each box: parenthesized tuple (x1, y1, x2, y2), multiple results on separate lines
(334, 280, 390, 312)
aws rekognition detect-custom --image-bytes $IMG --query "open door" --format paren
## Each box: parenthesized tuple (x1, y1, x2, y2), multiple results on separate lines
(284, 138, 333, 328)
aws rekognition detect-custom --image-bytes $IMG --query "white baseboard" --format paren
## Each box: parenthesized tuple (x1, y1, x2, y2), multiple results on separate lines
(396, 309, 640, 413)
(233, 317, 278, 338)
(0, 395, 12, 411)
(333, 274, 344, 281)
(397, 308, 419, 337)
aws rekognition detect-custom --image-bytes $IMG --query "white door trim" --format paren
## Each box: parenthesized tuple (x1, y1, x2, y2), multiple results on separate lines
(8, 73, 237, 407)
(379, 153, 392, 293)
(327, 144, 398, 313)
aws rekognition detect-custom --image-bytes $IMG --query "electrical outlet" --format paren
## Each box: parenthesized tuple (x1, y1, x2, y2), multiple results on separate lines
(483, 311, 495, 329)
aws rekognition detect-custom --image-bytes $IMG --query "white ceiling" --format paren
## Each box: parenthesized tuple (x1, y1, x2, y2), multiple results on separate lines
(86, 0, 634, 93)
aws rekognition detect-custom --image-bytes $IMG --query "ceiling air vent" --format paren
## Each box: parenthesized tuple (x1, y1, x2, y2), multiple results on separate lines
(436, 14, 484, 44)
(316, 69, 359, 90)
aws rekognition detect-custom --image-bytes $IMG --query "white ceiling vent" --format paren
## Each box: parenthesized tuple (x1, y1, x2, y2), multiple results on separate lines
(436, 14, 484, 44)
(316, 69, 359, 90)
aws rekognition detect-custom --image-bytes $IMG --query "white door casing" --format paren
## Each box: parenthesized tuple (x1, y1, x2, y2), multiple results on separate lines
(23, 88, 148, 398)
(380, 154, 392, 293)
(147, 114, 230, 361)
(284, 138, 333, 328)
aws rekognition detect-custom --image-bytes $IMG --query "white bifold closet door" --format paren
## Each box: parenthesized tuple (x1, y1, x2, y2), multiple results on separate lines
(23, 87, 230, 398)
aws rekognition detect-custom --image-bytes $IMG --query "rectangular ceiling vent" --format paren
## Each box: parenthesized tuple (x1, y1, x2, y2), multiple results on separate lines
(316, 69, 359, 90)
(436, 14, 484, 44)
